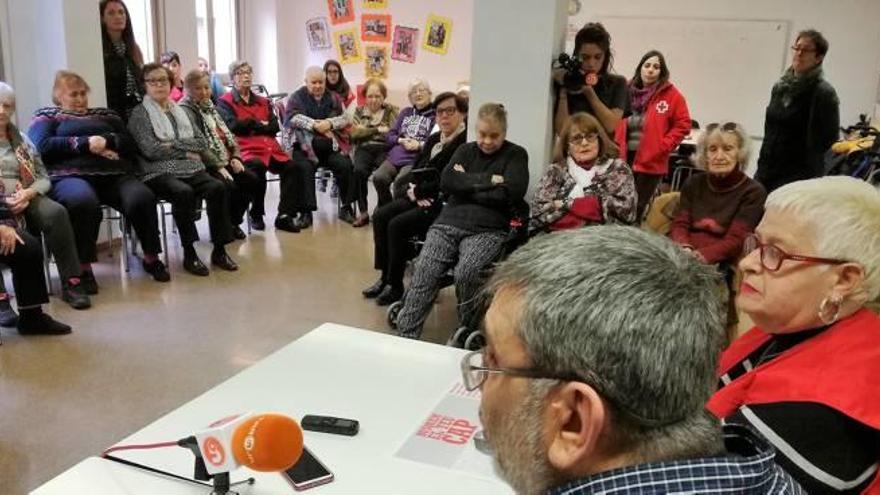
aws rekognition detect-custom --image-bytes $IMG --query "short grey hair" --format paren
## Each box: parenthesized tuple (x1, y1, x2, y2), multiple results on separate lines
(304, 65, 325, 81)
(489, 226, 726, 461)
(695, 122, 751, 171)
(0, 81, 15, 106)
(227, 60, 251, 76)
(767, 176, 880, 303)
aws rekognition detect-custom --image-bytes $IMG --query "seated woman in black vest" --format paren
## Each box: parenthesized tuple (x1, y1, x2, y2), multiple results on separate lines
(363, 92, 468, 306)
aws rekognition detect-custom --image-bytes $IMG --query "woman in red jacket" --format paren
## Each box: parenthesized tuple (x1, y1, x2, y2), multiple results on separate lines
(614, 50, 691, 221)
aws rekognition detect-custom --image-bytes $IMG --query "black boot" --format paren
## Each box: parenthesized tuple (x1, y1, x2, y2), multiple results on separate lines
(17, 309, 72, 335)
(376, 285, 404, 306)
(183, 246, 209, 276)
(362, 277, 387, 298)
(61, 278, 92, 310)
(211, 246, 239, 271)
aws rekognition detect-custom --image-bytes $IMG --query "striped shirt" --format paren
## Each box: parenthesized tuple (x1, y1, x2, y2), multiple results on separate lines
(547, 424, 804, 494)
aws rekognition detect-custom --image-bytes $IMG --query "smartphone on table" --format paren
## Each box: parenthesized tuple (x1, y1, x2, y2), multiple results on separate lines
(282, 446, 334, 491)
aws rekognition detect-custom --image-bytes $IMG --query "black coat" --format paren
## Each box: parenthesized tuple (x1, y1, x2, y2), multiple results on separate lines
(103, 48, 143, 121)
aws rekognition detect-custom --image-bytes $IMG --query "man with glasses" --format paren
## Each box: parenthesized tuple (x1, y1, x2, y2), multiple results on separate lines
(756, 29, 839, 193)
(467, 227, 803, 494)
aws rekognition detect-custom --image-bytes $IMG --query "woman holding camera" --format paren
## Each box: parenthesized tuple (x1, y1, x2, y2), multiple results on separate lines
(553, 22, 629, 135)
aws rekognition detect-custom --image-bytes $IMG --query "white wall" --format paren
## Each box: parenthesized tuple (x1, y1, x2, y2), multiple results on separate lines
(570, 0, 880, 132)
(469, 0, 567, 190)
(245, 0, 473, 106)
(5, 0, 105, 126)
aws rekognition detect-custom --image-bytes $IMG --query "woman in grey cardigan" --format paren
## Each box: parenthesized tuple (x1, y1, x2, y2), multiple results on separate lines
(128, 63, 236, 276)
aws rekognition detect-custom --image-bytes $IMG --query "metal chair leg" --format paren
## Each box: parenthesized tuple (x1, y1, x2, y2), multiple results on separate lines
(41, 234, 53, 295)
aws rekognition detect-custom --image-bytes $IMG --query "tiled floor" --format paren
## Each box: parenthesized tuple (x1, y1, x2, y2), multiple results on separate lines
(0, 188, 460, 494)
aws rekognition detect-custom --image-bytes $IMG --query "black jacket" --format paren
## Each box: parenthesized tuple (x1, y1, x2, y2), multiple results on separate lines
(391, 129, 467, 199)
(103, 48, 143, 121)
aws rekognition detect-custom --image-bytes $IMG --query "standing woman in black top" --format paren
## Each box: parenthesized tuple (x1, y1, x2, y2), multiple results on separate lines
(100, 0, 144, 121)
(553, 22, 629, 135)
(755, 29, 839, 194)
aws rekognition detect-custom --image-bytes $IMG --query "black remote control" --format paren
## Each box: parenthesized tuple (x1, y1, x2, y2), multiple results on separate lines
(301, 415, 360, 436)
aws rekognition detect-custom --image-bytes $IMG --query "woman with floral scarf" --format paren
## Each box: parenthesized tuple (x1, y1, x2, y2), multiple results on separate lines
(180, 70, 260, 241)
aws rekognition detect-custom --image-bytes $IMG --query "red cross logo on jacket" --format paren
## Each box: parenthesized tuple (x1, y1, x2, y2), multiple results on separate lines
(655, 100, 669, 114)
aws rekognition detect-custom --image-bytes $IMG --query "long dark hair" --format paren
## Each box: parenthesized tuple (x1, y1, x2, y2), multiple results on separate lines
(630, 50, 670, 89)
(323, 60, 350, 98)
(99, 0, 144, 66)
(573, 22, 614, 75)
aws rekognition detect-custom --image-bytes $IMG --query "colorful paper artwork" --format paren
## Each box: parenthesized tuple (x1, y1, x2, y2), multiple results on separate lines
(334, 28, 363, 64)
(361, 14, 391, 42)
(364, 45, 389, 79)
(423, 14, 452, 55)
(327, 0, 355, 25)
(306, 17, 332, 50)
(362, 0, 387, 9)
(391, 26, 418, 63)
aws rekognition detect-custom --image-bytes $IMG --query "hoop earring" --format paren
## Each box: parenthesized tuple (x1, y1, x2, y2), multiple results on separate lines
(818, 294, 843, 325)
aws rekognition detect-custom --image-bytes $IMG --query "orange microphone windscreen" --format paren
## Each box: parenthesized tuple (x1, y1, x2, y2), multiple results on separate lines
(231, 413, 304, 472)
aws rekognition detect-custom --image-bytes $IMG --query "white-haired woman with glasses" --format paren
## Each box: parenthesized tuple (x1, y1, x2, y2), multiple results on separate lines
(708, 176, 880, 493)
(371, 78, 435, 207)
(531, 112, 635, 231)
(669, 122, 766, 265)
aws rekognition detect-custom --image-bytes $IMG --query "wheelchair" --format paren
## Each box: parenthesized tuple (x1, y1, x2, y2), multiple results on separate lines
(386, 201, 531, 350)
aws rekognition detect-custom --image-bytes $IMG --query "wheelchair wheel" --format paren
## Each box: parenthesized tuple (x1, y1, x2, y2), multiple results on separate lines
(446, 326, 470, 348)
(387, 300, 403, 330)
(464, 331, 486, 351)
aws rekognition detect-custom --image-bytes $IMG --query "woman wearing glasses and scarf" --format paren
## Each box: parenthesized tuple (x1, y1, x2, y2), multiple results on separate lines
(756, 29, 839, 194)
(530, 112, 635, 232)
(708, 176, 880, 494)
(669, 122, 766, 266)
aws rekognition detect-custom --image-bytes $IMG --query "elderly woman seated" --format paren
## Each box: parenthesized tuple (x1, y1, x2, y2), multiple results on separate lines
(363, 91, 468, 306)
(669, 122, 766, 265)
(372, 78, 436, 207)
(0, 82, 91, 310)
(530, 112, 636, 231)
(28, 70, 168, 289)
(393, 103, 528, 340)
(350, 78, 399, 226)
(180, 69, 259, 240)
(128, 63, 236, 276)
(0, 82, 72, 335)
(708, 176, 880, 493)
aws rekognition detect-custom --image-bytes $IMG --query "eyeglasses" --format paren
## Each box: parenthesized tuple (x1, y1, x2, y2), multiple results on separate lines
(326, 69, 340, 74)
(435, 106, 458, 116)
(791, 45, 817, 54)
(742, 234, 848, 272)
(706, 122, 738, 133)
(409, 87, 430, 96)
(460, 350, 677, 427)
(234, 69, 253, 77)
(144, 78, 169, 86)
(569, 132, 599, 145)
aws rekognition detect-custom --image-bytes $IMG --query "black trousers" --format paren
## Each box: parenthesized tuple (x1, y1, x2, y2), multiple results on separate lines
(290, 147, 355, 212)
(372, 197, 440, 291)
(633, 172, 664, 223)
(0, 230, 49, 307)
(50, 175, 162, 261)
(208, 167, 260, 226)
(245, 158, 299, 218)
(352, 144, 386, 213)
(145, 171, 232, 246)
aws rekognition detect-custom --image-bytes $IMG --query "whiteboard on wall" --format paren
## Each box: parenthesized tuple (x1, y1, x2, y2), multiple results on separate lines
(577, 16, 791, 137)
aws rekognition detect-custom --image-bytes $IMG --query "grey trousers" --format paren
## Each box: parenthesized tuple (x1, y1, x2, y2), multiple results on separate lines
(372, 161, 412, 207)
(396, 223, 506, 339)
(25, 194, 82, 280)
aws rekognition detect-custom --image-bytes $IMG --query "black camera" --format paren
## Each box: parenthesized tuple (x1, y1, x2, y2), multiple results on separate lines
(555, 53, 584, 91)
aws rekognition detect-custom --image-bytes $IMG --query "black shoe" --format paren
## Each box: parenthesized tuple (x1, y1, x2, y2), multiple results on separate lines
(183, 255, 210, 276)
(211, 251, 239, 271)
(79, 270, 99, 295)
(295, 212, 313, 229)
(232, 225, 247, 240)
(376, 286, 403, 306)
(362, 278, 387, 298)
(143, 259, 171, 282)
(248, 214, 265, 231)
(62, 278, 92, 310)
(274, 215, 301, 233)
(17, 311, 72, 335)
(338, 206, 356, 224)
(0, 298, 18, 327)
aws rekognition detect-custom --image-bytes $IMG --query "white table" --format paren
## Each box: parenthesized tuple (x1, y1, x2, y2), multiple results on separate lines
(32, 324, 513, 494)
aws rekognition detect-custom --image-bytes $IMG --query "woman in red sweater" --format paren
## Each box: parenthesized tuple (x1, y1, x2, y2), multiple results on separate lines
(669, 122, 765, 266)
(614, 50, 691, 221)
